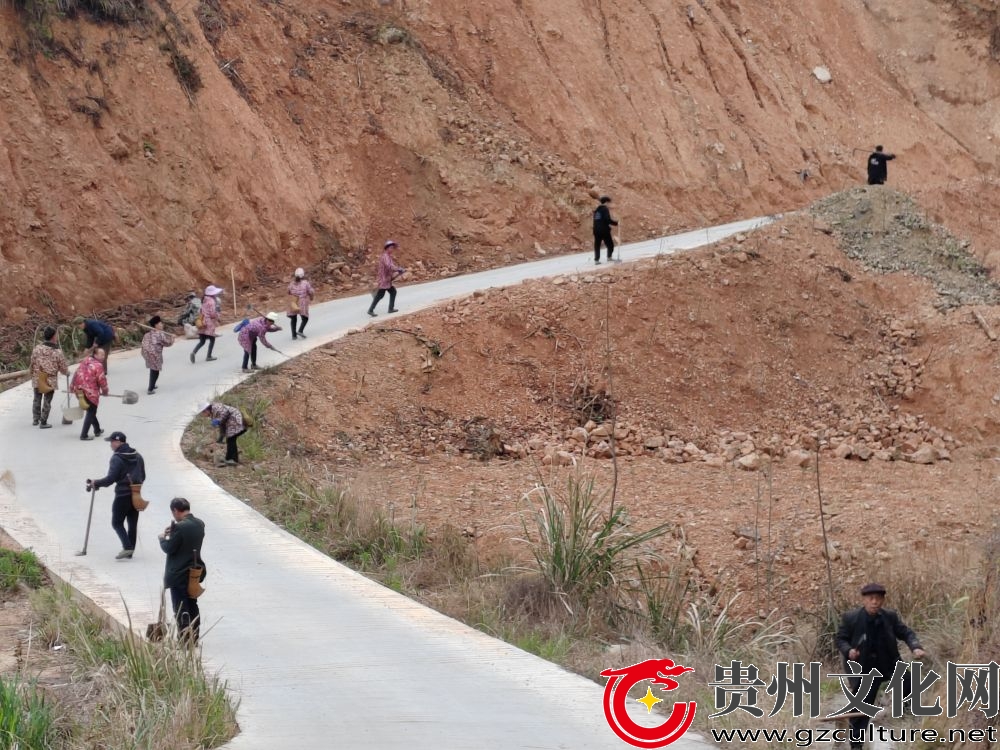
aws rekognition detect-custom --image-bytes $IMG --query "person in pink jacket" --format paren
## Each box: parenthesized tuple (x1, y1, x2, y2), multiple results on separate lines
(198, 401, 247, 465)
(287, 267, 315, 340)
(237, 312, 281, 372)
(190, 285, 223, 364)
(71, 348, 109, 440)
(367, 240, 405, 317)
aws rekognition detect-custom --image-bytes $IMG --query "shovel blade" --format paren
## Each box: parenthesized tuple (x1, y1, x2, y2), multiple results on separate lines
(121, 390, 139, 405)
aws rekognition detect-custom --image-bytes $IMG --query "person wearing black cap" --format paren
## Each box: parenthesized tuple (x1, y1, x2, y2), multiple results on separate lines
(141, 316, 175, 395)
(866, 145, 896, 185)
(835, 582, 926, 748)
(592, 196, 619, 264)
(85, 431, 146, 560)
(29, 326, 68, 429)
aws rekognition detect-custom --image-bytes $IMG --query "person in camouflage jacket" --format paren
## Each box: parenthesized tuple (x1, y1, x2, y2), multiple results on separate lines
(29, 326, 68, 428)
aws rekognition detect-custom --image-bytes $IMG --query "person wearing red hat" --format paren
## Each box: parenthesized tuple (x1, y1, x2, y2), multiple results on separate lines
(835, 582, 926, 748)
(367, 240, 405, 317)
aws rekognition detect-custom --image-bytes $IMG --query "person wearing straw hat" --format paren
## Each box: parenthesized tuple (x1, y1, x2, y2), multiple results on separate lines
(29, 326, 68, 429)
(159, 497, 206, 643)
(287, 267, 316, 340)
(190, 285, 224, 364)
(85, 431, 146, 560)
(835, 582, 926, 748)
(141, 316, 175, 395)
(237, 312, 281, 373)
(198, 401, 247, 465)
(367, 240, 405, 317)
(70, 348, 108, 441)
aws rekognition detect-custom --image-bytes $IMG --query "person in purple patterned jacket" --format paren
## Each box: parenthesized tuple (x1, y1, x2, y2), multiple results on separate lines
(141, 316, 175, 394)
(198, 402, 247, 465)
(190, 285, 223, 364)
(237, 312, 281, 372)
(287, 267, 315, 340)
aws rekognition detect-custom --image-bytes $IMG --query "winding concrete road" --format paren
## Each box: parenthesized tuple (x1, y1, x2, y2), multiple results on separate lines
(0, 216, 771, 749)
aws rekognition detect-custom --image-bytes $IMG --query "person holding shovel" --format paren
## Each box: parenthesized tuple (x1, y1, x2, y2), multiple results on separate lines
(141, 316, 175, 395)
(593, 196, 619, 265)
(71, 348, 108, 441)
(835, 582, 926, 749)
(158, 497, 206, 643)
(237, 312, 281, 372)
(190, 285, 223, 364)
(29, 326, 68, 429)
(198, 401, 247, 466)
(85, 431, 146, 560)
(367, 240, 405, 317)
(76, 317, 116, 372)
(287, 267, 316, 340)
(866, 145, 896, 185)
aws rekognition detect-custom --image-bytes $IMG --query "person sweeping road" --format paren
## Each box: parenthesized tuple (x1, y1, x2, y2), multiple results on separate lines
(71, 348, 109, 441)
(85, 431, 146, 560)
(287, 267, 316, 340)
(238, 312, 281, 372)
(159, 497, 206, 644)
(367, 240, 405, 317)
(29, 326, 68, 429)
(141, 316, 175, 395)
(198, 401, 249, 466)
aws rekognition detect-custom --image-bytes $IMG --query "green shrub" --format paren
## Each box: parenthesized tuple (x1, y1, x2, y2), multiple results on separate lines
(0, 548, 45, 593)
(0, 676, 61, 750)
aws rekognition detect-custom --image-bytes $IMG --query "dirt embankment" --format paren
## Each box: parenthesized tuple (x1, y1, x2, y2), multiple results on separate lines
(2, 0, 1000, 330)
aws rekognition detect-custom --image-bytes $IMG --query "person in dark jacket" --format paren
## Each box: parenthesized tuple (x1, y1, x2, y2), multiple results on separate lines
(76, 317, 116, 371)
(159, 497, 206, 643)
(86, 431, 145, 559)
(835, 582, 925, 748)
(593, 195, 619, 264)
(866, 145, 896, 185)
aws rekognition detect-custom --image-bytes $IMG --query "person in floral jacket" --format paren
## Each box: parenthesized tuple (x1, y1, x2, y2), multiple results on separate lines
(141, 316, 175, 394)
(190, 285, 223, 363)
(287, 267, 315, 340)
(237, 312, 281, 372)
(198, 402, 247, 465)
(29, 326, 68, 429)
(70, 348, 109, 440)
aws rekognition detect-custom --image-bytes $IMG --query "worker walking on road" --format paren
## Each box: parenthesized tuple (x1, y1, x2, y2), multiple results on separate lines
(86, 431, 145, 560)
(29, 326, 68, 429)
(835, 582, 926, 749)
(191, 285, 223, 364)
(159, 497, 206, 643)
(593, 196, 619, 264)
(141, 315, 175, 395)
(367, 240, 405, 317)
(867, 145, 896, 185)
(287, 267, 316, 340)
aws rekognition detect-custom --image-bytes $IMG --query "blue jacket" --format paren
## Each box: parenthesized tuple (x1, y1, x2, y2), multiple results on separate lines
(83, 319, 115, 347)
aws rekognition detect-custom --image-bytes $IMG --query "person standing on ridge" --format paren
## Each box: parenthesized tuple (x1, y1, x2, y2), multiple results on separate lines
(71, 348, 108, 441)
(593, 195, 619, 265)
(141, 315, 175, 395)
(190, 285, 223, 363)
(867, 145, 896, 185)
(287, 267, 316, 340)
(159, 497, 206, 643)
(367, 240, 405, 317)
(835, 582, 926, 749)
(86, 431, 145, 560)
(29, 326, 68, 429)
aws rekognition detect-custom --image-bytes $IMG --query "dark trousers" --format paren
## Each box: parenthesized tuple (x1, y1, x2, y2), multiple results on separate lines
(289, 315, 309, 337)
(99, 340, 113, 373)
(32, 388, 54, 425)
(241, 341, 258, 369)
(111, 494, 138, 551)
(226, 429, 247, 462)
(80, 395, 101, 438)
(369, 286, 397, 313)
(594, 229, 615, 261)
(191, 334, 215, 359)
(848, 671, 911, 744)
(169, 584, 201, 643)
(147, 370, 160, 392)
